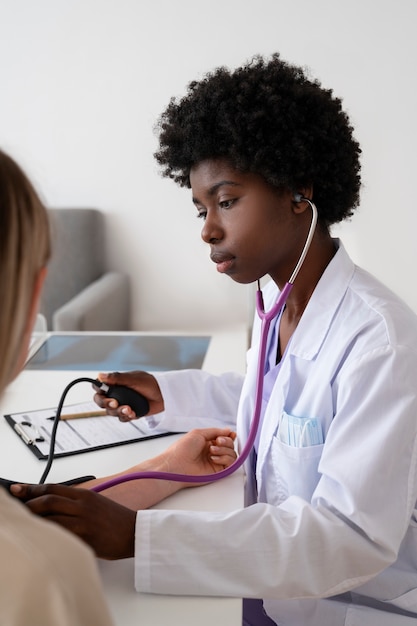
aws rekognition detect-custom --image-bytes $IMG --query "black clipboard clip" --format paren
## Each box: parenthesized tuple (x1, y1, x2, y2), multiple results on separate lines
(13, 421, 45, 445)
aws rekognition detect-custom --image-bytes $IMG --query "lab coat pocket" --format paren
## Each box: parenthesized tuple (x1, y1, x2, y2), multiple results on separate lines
(278, 411, 323, 447)
(270, 436, 324, 502)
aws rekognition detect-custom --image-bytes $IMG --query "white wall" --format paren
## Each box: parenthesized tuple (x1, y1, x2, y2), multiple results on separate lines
(1, 0, 416, 331)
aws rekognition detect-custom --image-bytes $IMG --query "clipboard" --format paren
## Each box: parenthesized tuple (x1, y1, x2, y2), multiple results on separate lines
(4, 401, 176, 460)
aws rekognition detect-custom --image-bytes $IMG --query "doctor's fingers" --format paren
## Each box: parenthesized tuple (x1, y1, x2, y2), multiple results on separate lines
(92, 390, 135, 419)
(14, 485, 136, 559)
(11, 482, 77, 503)
(95, 371, 165, 416)
(92, 393, 138, 421)
(11, 483, 113, 519)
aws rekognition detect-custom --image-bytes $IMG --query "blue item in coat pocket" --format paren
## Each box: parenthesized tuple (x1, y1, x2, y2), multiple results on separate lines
(278, 411, 323, 447)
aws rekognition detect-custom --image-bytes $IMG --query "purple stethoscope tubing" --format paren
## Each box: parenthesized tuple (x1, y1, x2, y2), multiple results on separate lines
(92, 199, 318, 493)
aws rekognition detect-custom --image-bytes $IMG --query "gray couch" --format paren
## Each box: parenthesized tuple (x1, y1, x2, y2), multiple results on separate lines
(40, 208, 130, 331)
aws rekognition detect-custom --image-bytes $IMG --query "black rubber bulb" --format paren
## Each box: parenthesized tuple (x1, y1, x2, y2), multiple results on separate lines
(100, 383, 150, 417)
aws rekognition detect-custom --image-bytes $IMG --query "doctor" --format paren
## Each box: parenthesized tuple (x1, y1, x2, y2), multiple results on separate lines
(15, 54, 417, 626)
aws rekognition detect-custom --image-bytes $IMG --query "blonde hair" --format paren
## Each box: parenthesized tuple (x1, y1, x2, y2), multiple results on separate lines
(0, 150, 51, 394)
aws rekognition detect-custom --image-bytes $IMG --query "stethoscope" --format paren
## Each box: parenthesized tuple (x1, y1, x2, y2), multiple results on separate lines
(40, 197, 318, 491)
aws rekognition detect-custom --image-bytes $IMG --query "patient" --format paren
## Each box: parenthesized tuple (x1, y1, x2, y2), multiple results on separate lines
(0, 148, 114, 625)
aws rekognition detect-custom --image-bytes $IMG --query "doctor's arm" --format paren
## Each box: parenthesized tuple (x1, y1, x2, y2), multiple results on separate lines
(94, 369, 244, 430)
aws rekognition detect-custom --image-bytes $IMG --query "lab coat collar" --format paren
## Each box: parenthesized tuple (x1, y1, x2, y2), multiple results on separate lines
(287, 239, 355, 361)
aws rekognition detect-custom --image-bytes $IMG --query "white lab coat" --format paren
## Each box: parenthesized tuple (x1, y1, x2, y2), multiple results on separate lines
(135, 241, 417, 626)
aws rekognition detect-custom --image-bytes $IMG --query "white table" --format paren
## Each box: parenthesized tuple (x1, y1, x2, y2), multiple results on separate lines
(0, 328, 248, 626)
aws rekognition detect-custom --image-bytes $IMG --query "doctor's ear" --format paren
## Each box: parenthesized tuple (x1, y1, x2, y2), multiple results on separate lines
(291, 187, 313, 213)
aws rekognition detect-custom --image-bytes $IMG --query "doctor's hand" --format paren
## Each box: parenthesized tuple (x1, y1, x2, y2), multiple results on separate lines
(94, 370, 164, 421)
(10, 483, 136, 560)
(163, 427, 237, 486)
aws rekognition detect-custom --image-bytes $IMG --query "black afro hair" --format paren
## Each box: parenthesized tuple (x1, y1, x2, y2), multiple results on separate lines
(154, 54, 361, 226)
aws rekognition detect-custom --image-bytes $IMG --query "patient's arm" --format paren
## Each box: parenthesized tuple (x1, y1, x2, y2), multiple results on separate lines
(80, 427, 237, 510)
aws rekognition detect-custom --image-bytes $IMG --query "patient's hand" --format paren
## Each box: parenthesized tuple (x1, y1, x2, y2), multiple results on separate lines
(163, 427, 237, 486)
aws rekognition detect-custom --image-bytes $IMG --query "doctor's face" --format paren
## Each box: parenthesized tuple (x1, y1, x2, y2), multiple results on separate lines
(190, 158, 303, 285)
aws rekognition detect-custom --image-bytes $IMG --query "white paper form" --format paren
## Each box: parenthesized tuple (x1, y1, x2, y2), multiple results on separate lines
(4, 401, 173, 459)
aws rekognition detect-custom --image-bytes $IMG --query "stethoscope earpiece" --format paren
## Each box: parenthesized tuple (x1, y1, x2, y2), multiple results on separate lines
(293, 192, 303, 203)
